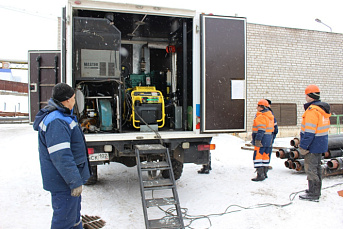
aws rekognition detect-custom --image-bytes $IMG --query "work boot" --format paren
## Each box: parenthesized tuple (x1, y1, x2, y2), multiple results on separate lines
(251, 167, 265, 181)
(264, 166, 269, 178)
(198, 165, 210, 174)
(313, 181, 322, 197)
(305, 180, 313, 193)
(299, 180, 320, 202)
(299, 193, 319, 202)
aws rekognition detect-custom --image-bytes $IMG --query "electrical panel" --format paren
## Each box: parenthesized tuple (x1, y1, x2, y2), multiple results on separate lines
(81, 49, 120, 78)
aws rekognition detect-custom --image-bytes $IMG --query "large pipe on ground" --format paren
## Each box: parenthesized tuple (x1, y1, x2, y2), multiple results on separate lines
(284, 159, 294, 169)
(292, 159, 326, 173)
(290, 138, 300, 148)
(327, 157, 343, 170)
(328, 134, 343, 139)
(328, 135, 343, 150)
(290, 149, 304, 160)
(292, 159, 304, 172)
(276, 148, 294, 159)
(323, 149, 343, 159)
(322, 164, 343, 177)
(290, 134, 343, 151)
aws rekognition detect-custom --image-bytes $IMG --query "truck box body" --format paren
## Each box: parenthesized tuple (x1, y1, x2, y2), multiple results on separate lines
(29, 0, 246, 182)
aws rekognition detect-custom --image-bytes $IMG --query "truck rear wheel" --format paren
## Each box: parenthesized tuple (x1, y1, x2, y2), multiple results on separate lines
(162, 159, 183, 180)
(85, 165, 98, 185)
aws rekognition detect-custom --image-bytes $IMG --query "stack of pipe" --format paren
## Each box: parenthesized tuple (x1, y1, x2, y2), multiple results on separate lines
(324, 157, 343, 176)
(323, 134, 343, 176)
(276, 134, 343, 177)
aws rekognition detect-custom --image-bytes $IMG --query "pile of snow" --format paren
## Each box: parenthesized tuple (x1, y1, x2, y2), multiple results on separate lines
(1, 124, 343, 229)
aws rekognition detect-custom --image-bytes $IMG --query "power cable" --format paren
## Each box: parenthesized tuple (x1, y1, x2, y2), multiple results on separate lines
(154, 182, 343, 228)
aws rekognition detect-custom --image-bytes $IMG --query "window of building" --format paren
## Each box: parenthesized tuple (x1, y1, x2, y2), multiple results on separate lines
(4, 102, 6, 111)
(270, 103, 297, 126)
(17, 103, 20, 112)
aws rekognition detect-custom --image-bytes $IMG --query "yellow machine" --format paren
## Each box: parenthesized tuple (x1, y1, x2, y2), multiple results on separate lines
(130, 86, 165, 129)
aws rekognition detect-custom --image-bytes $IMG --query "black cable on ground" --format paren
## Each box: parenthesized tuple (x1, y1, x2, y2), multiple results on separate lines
(156, 182, 343, 228)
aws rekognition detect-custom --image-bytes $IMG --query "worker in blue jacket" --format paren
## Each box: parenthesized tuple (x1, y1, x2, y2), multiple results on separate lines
(33, 83, 91, 229)
(299, 85, 331, 202)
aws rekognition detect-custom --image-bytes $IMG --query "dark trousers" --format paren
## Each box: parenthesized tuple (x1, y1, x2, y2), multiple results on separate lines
(304, 153, 322, 182)
(51, 191, 82, 229)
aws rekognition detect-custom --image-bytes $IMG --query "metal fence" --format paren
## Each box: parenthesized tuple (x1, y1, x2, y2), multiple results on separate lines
(331, 114, 343, 134)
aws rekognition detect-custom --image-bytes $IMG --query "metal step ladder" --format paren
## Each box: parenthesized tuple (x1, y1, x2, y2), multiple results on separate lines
(135, 144, 185, 229)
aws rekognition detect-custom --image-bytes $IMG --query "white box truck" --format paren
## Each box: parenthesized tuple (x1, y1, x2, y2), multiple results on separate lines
(29, 0, 247, 184)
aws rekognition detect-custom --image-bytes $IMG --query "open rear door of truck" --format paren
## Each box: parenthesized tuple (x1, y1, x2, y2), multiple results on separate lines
(200, 15, 246, 133)
(28, 51, 61, 123)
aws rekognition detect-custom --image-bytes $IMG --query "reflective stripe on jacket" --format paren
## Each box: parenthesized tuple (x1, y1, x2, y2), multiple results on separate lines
(300, 103, 331, 154)
(252, 109, 275, 146)
(33, 99, 91, 192)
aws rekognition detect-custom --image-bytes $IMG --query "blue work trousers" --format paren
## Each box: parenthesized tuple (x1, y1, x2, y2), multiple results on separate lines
(51, 191, 82, 229)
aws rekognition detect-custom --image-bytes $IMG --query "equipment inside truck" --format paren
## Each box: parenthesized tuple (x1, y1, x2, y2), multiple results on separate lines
(72, 10, 193, 133)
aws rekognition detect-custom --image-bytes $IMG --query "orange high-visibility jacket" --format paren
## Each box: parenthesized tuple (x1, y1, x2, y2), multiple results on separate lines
(252, 109, 275, 147)
(300, 102, 331, 154)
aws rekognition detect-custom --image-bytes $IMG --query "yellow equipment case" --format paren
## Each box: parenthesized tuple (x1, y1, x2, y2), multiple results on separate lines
(130, 86, 165, 129)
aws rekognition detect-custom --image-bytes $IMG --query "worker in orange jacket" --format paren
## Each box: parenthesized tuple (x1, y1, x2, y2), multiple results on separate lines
(251, 99, 275, 181)
(299, 85, 331, 201)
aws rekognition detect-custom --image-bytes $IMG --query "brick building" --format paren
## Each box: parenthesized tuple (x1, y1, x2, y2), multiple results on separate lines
(0, 69, 29, 115)
(244, 23, 343, 139)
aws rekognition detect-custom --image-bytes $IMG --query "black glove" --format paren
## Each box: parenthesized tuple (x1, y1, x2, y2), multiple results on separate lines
(255, 140, 263, 147)
(299, 147, 309, 156)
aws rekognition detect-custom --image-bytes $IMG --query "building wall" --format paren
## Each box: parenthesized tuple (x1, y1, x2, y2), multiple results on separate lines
(0, 79, 28, 93)
(0, 80, 28, 114)
(244, 23, 343, 139)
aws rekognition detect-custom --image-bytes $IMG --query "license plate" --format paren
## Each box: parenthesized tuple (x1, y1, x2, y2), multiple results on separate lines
(89, 153, 109, 161)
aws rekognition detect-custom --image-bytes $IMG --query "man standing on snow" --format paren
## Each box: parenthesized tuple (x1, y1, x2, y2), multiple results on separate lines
(251, 99, 275, 181)
(33, 83, 91, 228)
(299, 85, 330, 202)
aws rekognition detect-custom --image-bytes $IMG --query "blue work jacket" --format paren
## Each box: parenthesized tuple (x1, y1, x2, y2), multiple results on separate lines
(33, 99, 91, 192)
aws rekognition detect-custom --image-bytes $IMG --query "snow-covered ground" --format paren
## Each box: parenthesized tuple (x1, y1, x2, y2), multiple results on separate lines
(1, 124, 343, 229)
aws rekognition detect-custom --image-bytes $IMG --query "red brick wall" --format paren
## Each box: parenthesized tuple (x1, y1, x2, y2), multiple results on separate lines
(0, 80, 28, 93)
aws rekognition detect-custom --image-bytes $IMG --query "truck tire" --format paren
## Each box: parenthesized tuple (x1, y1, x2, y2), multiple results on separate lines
(162, 159, 183, 180)
(85, 165, 98, 185)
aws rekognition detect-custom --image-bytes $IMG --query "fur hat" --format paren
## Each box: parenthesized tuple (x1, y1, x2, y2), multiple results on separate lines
(52, 83, 75, 102)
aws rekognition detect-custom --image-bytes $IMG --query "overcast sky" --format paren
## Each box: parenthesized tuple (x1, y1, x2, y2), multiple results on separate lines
(0, 0, 342, 61)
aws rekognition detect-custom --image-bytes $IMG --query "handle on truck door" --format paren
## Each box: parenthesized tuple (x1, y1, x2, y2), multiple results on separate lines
(30, 83, 37, 92)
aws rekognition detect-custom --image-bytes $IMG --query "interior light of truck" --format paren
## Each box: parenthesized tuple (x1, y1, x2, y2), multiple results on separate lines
(88, 148, 94, 155)
(182, 142, 190, 149)
(104, 145, 112, 152)
(198, 144, 216, 151)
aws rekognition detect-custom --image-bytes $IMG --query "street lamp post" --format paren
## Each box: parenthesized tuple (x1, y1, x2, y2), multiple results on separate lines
(315, 18, 332, 32)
